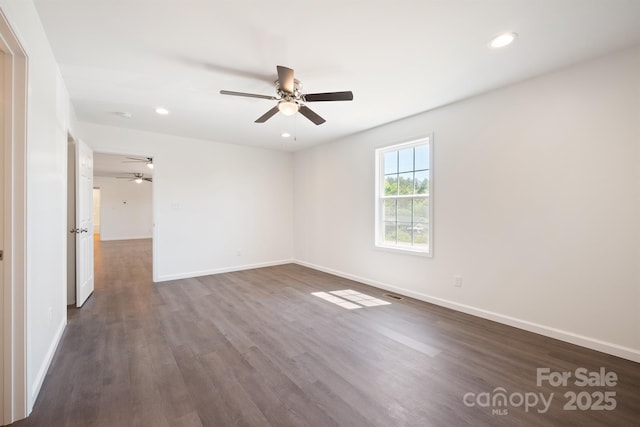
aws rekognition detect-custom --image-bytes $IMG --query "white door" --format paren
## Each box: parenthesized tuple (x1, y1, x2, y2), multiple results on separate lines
(75, 139, 94, 306)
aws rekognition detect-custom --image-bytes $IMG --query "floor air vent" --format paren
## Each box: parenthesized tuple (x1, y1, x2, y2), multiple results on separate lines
(384, 293, 404, 300)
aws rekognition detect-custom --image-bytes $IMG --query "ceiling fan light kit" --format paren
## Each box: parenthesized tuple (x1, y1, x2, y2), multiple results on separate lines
(220, 65, 353, 126)
(116, 172, 153, 183)
(278, 100, 299, 116)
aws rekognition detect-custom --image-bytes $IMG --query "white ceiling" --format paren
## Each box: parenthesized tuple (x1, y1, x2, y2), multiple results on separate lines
(35, 1, 640, 151)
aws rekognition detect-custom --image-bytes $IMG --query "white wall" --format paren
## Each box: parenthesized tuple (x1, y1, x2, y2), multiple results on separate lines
(94, 176, 152, 240)
(293, 46, 640, 362)
(0, 0, 75, 416)
(80, 123, 294, 281)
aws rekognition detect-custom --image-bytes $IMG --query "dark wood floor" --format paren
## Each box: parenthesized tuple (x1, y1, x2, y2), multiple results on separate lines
(12, 239, 640, 426)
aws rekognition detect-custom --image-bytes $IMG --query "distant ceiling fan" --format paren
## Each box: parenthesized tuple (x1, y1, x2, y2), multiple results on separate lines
(122, 156, 153, 169)
(116, 173, 152, 183)
(220, 65, 353, 125)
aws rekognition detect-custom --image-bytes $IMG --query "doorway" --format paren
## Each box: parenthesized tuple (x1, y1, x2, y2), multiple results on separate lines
(93, 152, 154, 241)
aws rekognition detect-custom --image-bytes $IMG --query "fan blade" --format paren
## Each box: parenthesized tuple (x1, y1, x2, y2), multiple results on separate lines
(299, 105, 326, 125)
(255, 106, 280, 123)
(220, 90, 276, 100)
(143, 178, 153, 182)
(304, 91, 354, 102)
(277, 66, 294, 93)
(116, 177, 132, 179)
(125, 157, 146, 161)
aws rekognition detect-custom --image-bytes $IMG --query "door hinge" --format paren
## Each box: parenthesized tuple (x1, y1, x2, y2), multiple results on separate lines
(0, 250, 3, 261)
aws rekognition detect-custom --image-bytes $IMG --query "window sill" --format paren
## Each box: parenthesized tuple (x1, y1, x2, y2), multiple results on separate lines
(374, 244, 432, 258)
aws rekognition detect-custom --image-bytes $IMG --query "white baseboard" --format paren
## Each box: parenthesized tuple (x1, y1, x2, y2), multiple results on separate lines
(29, 317, 67, 412)
(156, 259, 294, 282)
(294, 260, 640, 364)
(99, 235, 152, 241)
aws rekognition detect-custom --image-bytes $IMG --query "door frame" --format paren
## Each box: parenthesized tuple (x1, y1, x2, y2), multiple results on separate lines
(0, 8, 28, 425)
(66, 138, 76, 306)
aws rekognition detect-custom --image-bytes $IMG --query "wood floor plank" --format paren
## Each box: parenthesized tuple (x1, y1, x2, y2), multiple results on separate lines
(11, 238, 640, 426)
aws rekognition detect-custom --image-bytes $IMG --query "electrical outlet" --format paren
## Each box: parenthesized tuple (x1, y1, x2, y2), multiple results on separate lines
(454, 275, 463, 288)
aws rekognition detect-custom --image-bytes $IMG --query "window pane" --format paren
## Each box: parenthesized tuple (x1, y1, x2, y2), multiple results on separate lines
(415, 144, 429, 170)
(384, 151, 398, 174)
(398, 148, 414, 173)
(414, 170, 429, 195)
(413, 223, 428, 247)
(397, 222, 412, 245)
(384, 222, 397, 243)
(397, 199, 412, 223)
(413, 198, 428, 223)
(398, 172, 414, 195)
(384, 174, 398, 196)
(383, 199, 397, 221)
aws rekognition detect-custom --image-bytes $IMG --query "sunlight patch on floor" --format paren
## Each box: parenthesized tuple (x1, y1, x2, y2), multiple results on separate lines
(330, 289, 392, 307)
(312, 289, 391, 310)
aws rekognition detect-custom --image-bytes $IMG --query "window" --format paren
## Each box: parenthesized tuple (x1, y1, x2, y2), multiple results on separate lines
(375, 136, 432, 255)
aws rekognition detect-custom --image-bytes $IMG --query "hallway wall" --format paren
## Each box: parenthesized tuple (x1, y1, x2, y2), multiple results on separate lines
(94, 176, 152, 241)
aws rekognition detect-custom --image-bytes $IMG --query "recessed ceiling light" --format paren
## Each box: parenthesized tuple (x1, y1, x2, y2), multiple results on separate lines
(155, 107, 169, 115)
(490, 32, 518, 49)
(281, 132, 291, 138)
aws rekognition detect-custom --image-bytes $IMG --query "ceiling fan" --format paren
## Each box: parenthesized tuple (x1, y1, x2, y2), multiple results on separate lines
(116, 173, 152, 183)
(122, 156, 153, 169)
(220, 65, 353, 125)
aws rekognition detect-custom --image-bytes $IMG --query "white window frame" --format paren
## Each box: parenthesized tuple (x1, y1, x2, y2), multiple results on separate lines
(374, 135, 433, 256)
